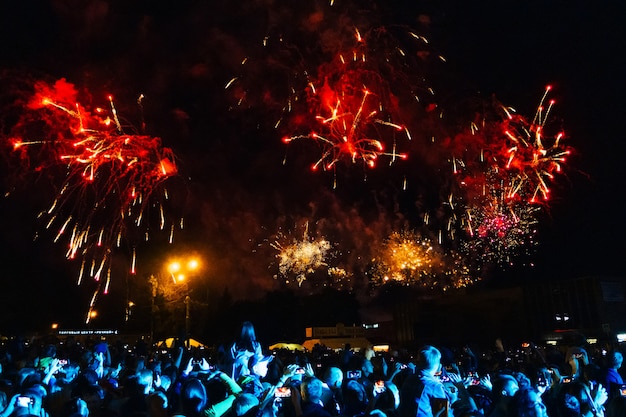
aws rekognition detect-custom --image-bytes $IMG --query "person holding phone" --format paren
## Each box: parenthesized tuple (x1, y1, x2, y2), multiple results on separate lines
(368, 380, 401, 417)
(296, 378, 332, 417)
(0, 388, 47, 417)
(320, 366, 344, 416)
(346, 357, 376, 393)
(398, 345, 453, 417)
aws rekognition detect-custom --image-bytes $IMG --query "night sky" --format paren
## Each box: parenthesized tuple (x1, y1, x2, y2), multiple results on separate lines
(0, 0, 624, 332)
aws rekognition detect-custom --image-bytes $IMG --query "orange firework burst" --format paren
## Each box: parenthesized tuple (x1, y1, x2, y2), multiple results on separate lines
(370, 230, 476, 291)
(6, 78, 180, 320)
(373, 230, 436, 282)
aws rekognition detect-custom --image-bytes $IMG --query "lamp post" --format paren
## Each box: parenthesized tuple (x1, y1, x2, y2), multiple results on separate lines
(148, 274, 158, 343)
(167, 256, 201, 348)
(184, 295, 191, 347)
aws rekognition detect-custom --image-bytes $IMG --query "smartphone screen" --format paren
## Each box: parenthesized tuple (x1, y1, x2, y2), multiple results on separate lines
(374, 380, 385, 394)
(275, 387, 291, 398)
(347, 370, 361, 379)
(17, 397, 31, 407)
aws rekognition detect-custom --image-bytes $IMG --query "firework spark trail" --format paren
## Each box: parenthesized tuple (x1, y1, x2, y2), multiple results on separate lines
(6, 78, 181, 317)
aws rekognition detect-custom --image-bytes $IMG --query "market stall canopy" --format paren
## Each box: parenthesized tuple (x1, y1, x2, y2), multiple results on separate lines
(156, 337, 207, 348)
(269, 342, 307, 351)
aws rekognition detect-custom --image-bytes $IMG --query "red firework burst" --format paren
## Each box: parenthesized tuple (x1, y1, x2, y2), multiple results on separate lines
(441, 86, 572, 268)
(6, 78, 181, 319)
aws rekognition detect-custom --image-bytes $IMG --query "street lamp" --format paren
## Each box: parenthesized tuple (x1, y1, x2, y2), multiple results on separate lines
(125, 301, 135, 322)
(166, 256, 201, 348)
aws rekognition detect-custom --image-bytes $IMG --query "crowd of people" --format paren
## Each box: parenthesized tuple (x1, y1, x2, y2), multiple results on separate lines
(0, 321, 625, 417)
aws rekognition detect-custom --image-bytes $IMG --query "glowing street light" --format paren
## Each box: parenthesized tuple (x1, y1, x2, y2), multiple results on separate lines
(165, 255, 202, 347)
(167, 257, 200, 284)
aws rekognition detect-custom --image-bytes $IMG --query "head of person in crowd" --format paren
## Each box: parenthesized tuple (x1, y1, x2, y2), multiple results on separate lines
(360, 356, 375, 379)
(507, 386, 548, 417)
(582, 362, 603, 386)
(158, 374, 172, 393)
(493, 373, 520, 398)
(16, 367, 41, 391)
(608, 351, 624, 371)
(203, 376, 229, 407)
(147, 390, 170, 417)
(415, 345, 442, 376)
(233, 393, 260, 417)
(512, 371, 532, 391)
(179, 377, 208, 417)
(301, 377, 325, 405)
(239, 374, 265, 398)
(76, 368, 100, 389)
(490, 371, 521, 416)
(136, 367, 155, 395)
(323, 366, 343, 391)
(236, 322, 259, 353)
(37, 344, 57, 371)
(558, 379, 607, 417)
(565, 346, 589, 380)
(78, 383, 105, 417)
(342, 378, 368, 417)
